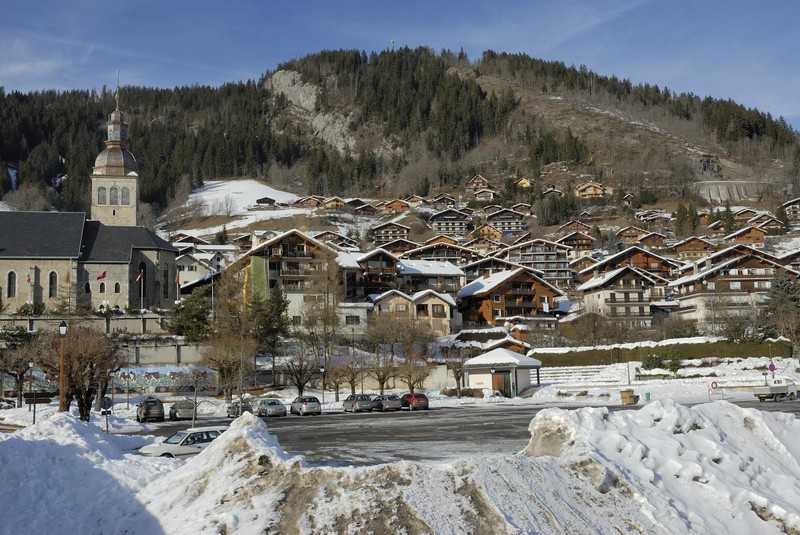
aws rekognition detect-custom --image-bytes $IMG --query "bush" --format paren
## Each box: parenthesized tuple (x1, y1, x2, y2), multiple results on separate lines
(642, 354, 664, 370)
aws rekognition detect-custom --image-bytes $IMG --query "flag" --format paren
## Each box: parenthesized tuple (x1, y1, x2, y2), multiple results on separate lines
(136, 270, 144, 282)
(96, 271, 107, 281)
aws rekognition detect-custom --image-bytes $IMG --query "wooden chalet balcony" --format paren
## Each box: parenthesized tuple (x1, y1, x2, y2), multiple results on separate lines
(363, 267, 397, 275)
(605, 297, 651, 305)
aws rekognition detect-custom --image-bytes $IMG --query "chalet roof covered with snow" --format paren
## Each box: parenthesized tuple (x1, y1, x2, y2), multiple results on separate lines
(464, 348, 541, 368)
(723, 225, 766, 240)
(576, 265, 665, 292)
(397, 259, 464, 277)
(578, 246, 681, 276)
(668, 254, 797, 288)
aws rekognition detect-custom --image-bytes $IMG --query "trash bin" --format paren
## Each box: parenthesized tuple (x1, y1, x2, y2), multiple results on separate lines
(620, 389, 636, 405)
(644, 392, 651, 402)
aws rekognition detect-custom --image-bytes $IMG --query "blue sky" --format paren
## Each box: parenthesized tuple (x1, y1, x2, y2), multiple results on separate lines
(2, 0, 798, 129)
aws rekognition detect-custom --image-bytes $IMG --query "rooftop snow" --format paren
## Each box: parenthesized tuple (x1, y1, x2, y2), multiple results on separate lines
(464, 347, 541, 368)
(398, 259, 465, 277)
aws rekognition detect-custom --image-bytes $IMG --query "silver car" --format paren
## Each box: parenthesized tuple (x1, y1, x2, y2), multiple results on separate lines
(136, 396, 165, 422)
(256, 398, 287, 417)
(343, 394, 374, 413)
(290, 396, 322, 416)
(139, 426, 227, 457)
(169, 400, 196, 421)
(371, 394, 402, 411)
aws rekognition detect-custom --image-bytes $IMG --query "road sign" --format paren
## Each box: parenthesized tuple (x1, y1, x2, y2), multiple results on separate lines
(24, 397, 52, 405)
(768, 361, 776, 373)
(710, 381, 719, 390)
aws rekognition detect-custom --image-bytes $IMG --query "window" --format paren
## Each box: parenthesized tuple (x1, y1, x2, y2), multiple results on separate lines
(99, 282, 106, 294)
(729, 281, 742, 290)
(416, 304, 429, 317)
(345, 315, 360, 325)
(114, 282, 121, 293)
(6, 272, 16, 298)
(85, 282, 91, 294)
(291, 316, 302, 326)
(48, 271, 57, 299)
(431, 304, 446, 318)
(97, 187, 107, 205)
(163, 269, 169, 299)
(109, 186, 119, 205)
(493, 309, 502, 318)
(121, 187, 130, 205)
(395, 304, 407, 313)
(707, 282, 716, 291)
(493, 294, 501, 303)
(178, 265, 185, 272)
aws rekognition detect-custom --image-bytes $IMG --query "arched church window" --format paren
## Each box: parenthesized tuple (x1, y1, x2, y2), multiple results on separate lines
(99, 282, 106, 294)
(114, 282, 121, 293)
(7, 272, 16, 298)
(121, 187, 130, 205)
(48, 271, 58, 299)
(97, 187, 107, 205)
(110, 187, 119, 205)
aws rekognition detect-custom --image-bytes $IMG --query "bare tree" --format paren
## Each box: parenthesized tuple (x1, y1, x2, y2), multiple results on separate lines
(365, 320, 398, 394)
(443, 346, 479, 398)
(395, 317, 435, 393)
(326, 362, 348, 402)
(0, 328, 38, 407)
(202, 333, 256, 402)
(283, 335, 319, 397)
(340, 356, 362, 395)
(396, 359, 431, 394)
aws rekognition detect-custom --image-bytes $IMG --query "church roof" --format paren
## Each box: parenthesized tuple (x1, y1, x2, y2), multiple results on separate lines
(79, 221, 177, 263)
(0, 212, 85, 258)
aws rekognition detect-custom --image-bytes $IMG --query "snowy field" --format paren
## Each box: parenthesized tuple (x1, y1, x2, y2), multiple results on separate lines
(2, 401, 800, 533)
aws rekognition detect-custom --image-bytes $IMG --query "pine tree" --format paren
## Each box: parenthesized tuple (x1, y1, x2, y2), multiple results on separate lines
(722, 201, 736, 233)
(674, 204, 688, 237)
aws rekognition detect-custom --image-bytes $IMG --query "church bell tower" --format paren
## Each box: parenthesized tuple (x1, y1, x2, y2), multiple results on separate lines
(90, 91, 139, 226)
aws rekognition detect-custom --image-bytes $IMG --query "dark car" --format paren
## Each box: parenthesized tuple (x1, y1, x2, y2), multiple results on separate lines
(169, 399, 197, 421)
(401, 392, 429, 410)
(227, 400, 253, 418)
(136, 396, 165, 422)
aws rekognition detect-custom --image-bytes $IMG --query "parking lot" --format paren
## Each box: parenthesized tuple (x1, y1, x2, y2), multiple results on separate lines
(130, 398, 800, 466)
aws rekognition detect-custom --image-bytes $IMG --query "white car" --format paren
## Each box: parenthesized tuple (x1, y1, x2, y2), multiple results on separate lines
(139, 426, 227, 457)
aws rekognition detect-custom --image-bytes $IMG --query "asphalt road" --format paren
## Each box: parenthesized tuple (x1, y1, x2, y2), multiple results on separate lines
(128, 399, 800, 467)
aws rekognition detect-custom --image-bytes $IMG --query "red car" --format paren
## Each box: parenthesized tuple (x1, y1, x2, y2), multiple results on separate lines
(401, 392, 429, 410)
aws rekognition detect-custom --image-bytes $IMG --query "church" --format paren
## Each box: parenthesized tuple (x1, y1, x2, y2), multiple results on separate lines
(0, 101, 177, 315)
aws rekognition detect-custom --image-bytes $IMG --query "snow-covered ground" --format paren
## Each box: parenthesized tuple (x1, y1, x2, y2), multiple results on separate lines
(0, 200, 12, 211)
(3, 401, 800, 533)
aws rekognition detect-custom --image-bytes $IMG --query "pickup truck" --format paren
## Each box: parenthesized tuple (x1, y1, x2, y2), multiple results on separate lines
(753, 378, 798, 402)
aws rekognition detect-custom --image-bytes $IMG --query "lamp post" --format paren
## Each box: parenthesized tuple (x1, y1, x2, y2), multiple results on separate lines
(28, 362, 36, 424)
(319, 366, 326, 411)
(58, 320, 67, 411)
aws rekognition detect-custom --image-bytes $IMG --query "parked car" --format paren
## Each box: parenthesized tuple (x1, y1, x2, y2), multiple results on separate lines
(136, 396, 165, 422)
(371, 394, 402, 412)
(754, 378, 798, 402)
(255, 398, 287, 417)
(400, 392, 429, 410)
(290, 396, 322, 416)
(139, 426, 227, 457)
(227, 399, 253, 418)
(343, 394, 374, 413)
(169, 399, 197, 421)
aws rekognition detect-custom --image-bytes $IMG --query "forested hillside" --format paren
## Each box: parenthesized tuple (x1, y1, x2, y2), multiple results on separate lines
(0, 47, 797, 215)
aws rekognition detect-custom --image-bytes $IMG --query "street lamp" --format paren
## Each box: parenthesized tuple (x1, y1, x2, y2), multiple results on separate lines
(319, 367, 326, 410)
(28, 361, 36, 424)
(58, 320, 68, 411)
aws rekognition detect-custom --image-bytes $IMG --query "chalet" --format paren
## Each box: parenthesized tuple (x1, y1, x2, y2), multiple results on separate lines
(676, 244, 779, 276)
(472, 224, 503, 241)
(380, 238, 420, 255)
(577, 266, 668, 329)
(782, 197, 800, 223)
(615, 226, 649, 245)
(431, 193, 457, 209)
(574, 180, 606, 200)
(176, 253, 216, 288)
(403, 194, 429, 207)
(577, 210, 592, 220)
(511, 202, 532, 215)
(401, 242, 484, 266)
(733, 208, 759, 224)
(579, 246, 681, 282)
(294, 196, 324, 208)
(171, 233, 210, 245)
(569, 255, 597, 272)
(372, 200, 387, 209)
(556, 231, 595, 258)
(372, 222, 411, 245)
(462, 237, 504, 255)
(669, 254, 798, 327)
(255, 196, 277, 206)
(228, 230, 337, 325)
(752, 215, 786, 235)
(541, 185, 563, 198)
(356, 249, 400, 296)
(723, 225, 766, 248)
(384, 199, 411, 214)
(486, 209, 527, 234)
(671, 236, 715, 260)
(558, 220, 592, 234)
(462, 256, 543, 283)
(697, 211, 711, 226)
(450, 327, 532, 354)
(778, 250, 800, 272)
(622, 193, 634, 207)
(483, 204, 503, 215)
(706, 220, 725, 237)
(322, 196, 346, 210)
(491, 239, 572, 288)
(346, 198, 368, 209)
(369, 289, 455, 336)
(397, 259, 466, 295)
(513, 177, 532, 189)
(354, 203, 378, 216)
(637, 232, 666, 250)
(473, 188, 497, 202)
(457, 268, 564, 327)
(460, 207, 476, 216)
(424, 234, 459, 246)
(465, 174, 490, 194)
(312, 231, 359, 250)
(429, 208, 471, 237)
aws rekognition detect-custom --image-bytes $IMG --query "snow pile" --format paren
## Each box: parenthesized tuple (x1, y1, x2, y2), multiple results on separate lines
(0, 413, 172, 534)
(531, 335, 726, 355)
(527, 400, 800, 534)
